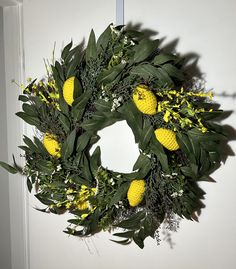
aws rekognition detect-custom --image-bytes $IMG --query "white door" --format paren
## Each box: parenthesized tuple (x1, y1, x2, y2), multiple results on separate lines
(4, 0, 236, 268)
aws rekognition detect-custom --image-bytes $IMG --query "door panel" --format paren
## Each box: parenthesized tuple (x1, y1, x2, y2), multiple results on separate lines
(22, 1, 236, 269)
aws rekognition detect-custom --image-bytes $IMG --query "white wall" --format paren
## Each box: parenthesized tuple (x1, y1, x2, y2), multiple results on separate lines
(20, 0, 236, 268)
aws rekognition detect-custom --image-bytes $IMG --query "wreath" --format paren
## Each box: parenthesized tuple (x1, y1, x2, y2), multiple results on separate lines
(0, 24, 230, 248)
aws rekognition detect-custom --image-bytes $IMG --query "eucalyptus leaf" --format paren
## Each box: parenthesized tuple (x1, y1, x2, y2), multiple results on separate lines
(115, 211, 145, 229)
(76, 133, 91, 152)
(162, 63, 185, 81)
(66, 52, 82, 78)
(18, 95, 29, 102)
(86, 29, 97, 63)
(16, 112, 41, 127)
(110, 238, 131, 245)
(61, 40, 73, 60)
(0, 161, 18, 174)
(153, 53, 178, 65)
(97, 24, 112, 52)
(61, 129, 77, 159)
(133, 39, 159, 63)
(97, 63, 125, 85)
(112, 230, 135, 238)
(109, 182, 130, 207)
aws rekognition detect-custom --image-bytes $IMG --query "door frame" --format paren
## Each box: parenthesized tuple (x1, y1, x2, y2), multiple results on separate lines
(1, 1, 29, 269)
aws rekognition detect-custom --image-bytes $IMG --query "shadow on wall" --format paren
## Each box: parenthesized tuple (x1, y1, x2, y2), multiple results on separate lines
(125, 22, 236, 248)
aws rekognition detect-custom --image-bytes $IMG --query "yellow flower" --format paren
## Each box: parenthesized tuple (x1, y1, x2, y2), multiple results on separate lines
(163, 110, 171, 122)
(75, 185, 96, 210)
(127, 179, 145, 207)
(76, 201, 89, 210)
(43, 133, 61, 157)
(132, 85, 157, 115)
(63, 76, 80, 106)
(81, 213, 89, 219)
(154, 128, 179, 151)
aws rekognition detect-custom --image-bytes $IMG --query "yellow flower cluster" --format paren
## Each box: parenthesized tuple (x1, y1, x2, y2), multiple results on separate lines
(65, 185, 97, 219)
(23, 79, 60, 109)
(132, 85, 212, 133)
(156, 87, 213, 133)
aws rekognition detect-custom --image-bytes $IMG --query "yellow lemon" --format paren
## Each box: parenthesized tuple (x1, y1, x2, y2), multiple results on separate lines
(132, 85, 157, 115)
(43, 133, 61, 157)
(127, 179, 145, 207)
(154, 128, 179, 151)
(62, 76, 78, 106)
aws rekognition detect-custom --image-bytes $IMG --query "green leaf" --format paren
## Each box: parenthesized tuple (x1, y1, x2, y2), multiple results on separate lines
(0, 161, 17, 174)
(61, 40, 73, 60)
(120, 102, 143, 143)
(94, 99, 112, 112)
(76, 132, 91, 152)
(200, 110, 223, 120)
(115, 211, 145, 229)
(113, 230, 135, 238)
(150, 136, 169, 172)
(109, 182, 130, 207)
(72, 77, 83, 100)
(18, 145, 30, 152)
(16, 112, 40, 127)
(27, 177, 33, 192)
(133, 39, 159, 63)
(81, 111, 121, 132)
(139, 120, 154, 149)
(97, 24, 112, 52)
(58, 98, 69, 116)
(143, 215, 156, 238)
(23, 136, 40, 153)
(33, 137, 48, 155)
(66, 52, 82, 78)
(72, 90, 92, 111)
(162, 63, 185, 81)
(153, 53, 177, 65)
(97, 63, 125, 85)
(22, 103, 38, 117)
(61, 129, 77, 159)
(81, 154, 93, 181)
(55, 61, 65, 81)
(86, 29, 97, 63)
(177, 133, 196, 164)
(181, 166, 195, 178)
(133, 232, 145, 249)
(131, 64, 158, 78)
(110, 238, 131, 245)
(133, 154, 148, 171)
(36, 160, 54, 174)
(90, 146, 101, 174)
(188, 128, 226, 141)
(155, 67, 174, 87)
(18, 95, 29, 102)
(58, 114, 71, 133)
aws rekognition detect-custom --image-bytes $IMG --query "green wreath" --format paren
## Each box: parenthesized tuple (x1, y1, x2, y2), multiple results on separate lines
(0, 24, 230, 248)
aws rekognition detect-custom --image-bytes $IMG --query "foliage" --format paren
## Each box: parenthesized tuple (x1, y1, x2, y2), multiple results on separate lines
(0, 24, 230, 248)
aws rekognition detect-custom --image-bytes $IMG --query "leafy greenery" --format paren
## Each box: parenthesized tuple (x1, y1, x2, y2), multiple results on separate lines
(0, 24, 231, 249)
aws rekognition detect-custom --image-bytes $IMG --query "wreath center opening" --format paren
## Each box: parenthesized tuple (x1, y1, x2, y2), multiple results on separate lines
(90, 121, 140, 173)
